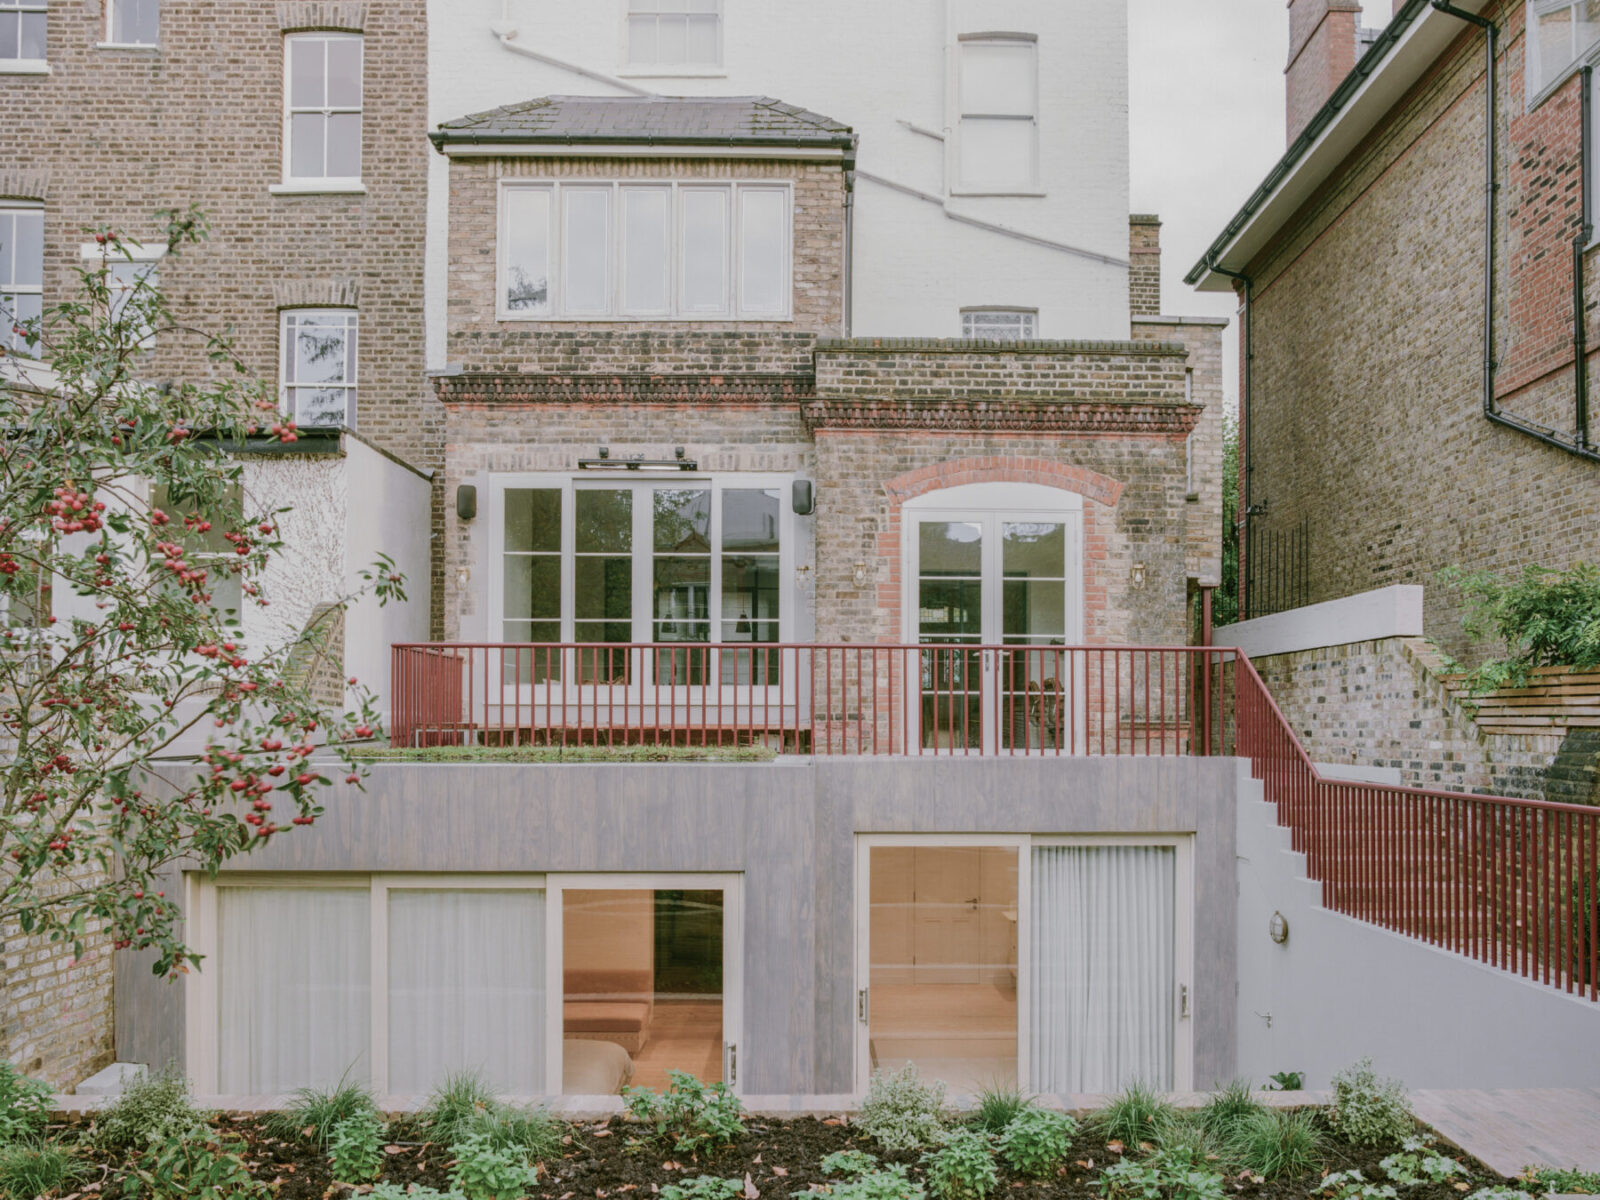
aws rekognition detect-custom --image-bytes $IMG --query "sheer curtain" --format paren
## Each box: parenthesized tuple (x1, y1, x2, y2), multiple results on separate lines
(387, 889, 546, 1096)
(217, 887, 371, 1094)
(1030, 845, 1175, 1093)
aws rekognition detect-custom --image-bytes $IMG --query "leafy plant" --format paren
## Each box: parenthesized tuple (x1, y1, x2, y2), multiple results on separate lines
(1327, 1059, 1412, 1148)
(996, 1108, 1076, 1178)
(1379, 1138, 1462, 1186)
(118, 1133, 265, 1199)
(448, 1129, 533, 1200)
(1197, 1080, 1264, 1141)
(328, 1108, 386, 1183)
(1093, 1145, 1226, 1200)
(369, 1186, 466, 1200)
(421, 1072, 500, 1149)
(822, 1150, 882, 1178)
(464, 1104, 564, 1161)
(1089, 1081, 1177, 1148)
(0, 1061, 54, 1146)
(1318, 1170, 1399, 1200)
(1439, 563, 1600, 692)
(973, 1083, 1031, 1136)
(1262, 1071, 1304, 1092)
(659, 1177, 746, 1200)
(922, 1128, 998, 1200)
(1464, 1190, 1527, 1200)
(266, 1075, 377, 1147)
(1519, 1166, 1600, 1195)
(857, 1063, 948, 1152)
(93, 1067, 211, 1152)
(1222, 1109, 1322, 1179)
(623, 1071, 745, 1157)
(0, 1140, 83, 1198)
(833, 1164, 926, 1200)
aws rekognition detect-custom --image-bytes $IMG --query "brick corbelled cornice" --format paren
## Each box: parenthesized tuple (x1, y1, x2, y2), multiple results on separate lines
(277, 1, 366, 31)
(0, 168, 49, 201)
(801, 398, 1203, 435)
(433, 372, 815, 406)
(273, 279, 361, 309)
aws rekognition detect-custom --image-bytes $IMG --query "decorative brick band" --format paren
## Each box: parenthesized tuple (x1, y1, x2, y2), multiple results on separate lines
(276, 1, 366, 32)
(815, 336, 1189, 357)
(0, 167, 49, 201)
(802, 398, 1201, 435)
(272, 279, 361, 310)
(434, 372, 815, 406)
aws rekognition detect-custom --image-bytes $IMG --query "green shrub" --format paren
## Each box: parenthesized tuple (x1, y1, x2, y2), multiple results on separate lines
(973, 1083, 1030, 1136)
(93, 1068, 211, 1152)
(1223, 1109, 1322, 1179)
(833, 1164, 925, 1200)
(328, 1109, 386, 1183)
(421, 1072, 500, 1149)
(1327, 1059, 1412, 1149)
(448, 1130, 532, 1200)
(0, 1062, 54, 1148)
(1317, 1170, 1399, 1200)
(996, 1108, 1076, 1178)
(623, 1071, 744, 1157)
(1093, 1145, 1225, 1200)
(118, 1133, 265, 1199)
(266, 1077, 377, 1147)
(1439, 563, 1600, 691)
(922, 1128, 997, 1200)
(0, 1140, 82, 1198)
(1262, 1071, 1304, 1093)
(857, 1064, 948, 1152)
(1089, 1081, 1177, 1148)
(1379, 1138, 1462, 1186)
(369, 1186, 466, 1200)
(821, 1150, 881, 1178)
(1198, 1081, 1264, 1141)
(1519, 1166, 1600, 1195)
(659, 1177, 745, 1200)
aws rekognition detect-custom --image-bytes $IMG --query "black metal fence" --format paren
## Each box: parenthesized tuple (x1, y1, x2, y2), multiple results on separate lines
(1246, 517, 1310, 619)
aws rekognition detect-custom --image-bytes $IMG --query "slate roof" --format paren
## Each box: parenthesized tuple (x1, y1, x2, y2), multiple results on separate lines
(430, 95, 856, 156)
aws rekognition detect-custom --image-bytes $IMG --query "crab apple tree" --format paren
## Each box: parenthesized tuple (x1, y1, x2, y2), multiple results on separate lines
(0, 208, 405, 976)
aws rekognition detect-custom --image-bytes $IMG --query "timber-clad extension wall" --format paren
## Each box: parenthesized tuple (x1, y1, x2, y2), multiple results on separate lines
(1240, 0, 1599, 661)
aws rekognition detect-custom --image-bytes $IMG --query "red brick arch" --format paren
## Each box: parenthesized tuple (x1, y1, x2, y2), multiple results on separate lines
(874, 456, 1122, 643)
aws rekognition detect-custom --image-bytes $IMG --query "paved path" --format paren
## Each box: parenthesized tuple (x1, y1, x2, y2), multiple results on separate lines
(1411, 1089, 1600, 1177)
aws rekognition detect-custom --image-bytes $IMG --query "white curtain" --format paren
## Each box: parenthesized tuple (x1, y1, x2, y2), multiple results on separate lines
(217, 887, 371, 1094)
(387, 889, 546, 1096)
(1030, 845, 1175, 1093)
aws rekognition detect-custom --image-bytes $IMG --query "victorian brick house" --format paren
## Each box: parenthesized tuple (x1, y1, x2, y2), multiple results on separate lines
(1188, 0, 1599, 652)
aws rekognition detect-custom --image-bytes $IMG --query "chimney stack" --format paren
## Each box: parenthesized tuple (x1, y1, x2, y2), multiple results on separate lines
(1285, 0, 1364, 144)
(1129, 215, 1161, 318)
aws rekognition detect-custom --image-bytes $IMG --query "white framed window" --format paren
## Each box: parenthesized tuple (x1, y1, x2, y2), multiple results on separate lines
(104, 0, 157, 46)
(280, 309, 357, 428)
(1529, 0, 1600, 102)
(626, 0, 721, 70)
(499, 181, 791, 321)
(282, 33, 363, 187)
(960, 308, 1037, 341)
(0, 204, 43, 356)
(79, 241, 163, 347)
(957, 34, 1039, 193)
(0, 0, 46, 66)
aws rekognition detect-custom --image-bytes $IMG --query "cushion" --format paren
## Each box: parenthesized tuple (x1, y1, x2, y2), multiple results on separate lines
(563, 1000, 650, 1034)
(563, 1038, 634, 1094)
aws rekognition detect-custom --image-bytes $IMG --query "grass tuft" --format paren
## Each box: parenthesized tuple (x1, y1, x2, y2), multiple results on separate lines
(0, 1141, 83, 1198)
(972, 1082, 1032, 1136)
(265, 1076, 377, 1147)
(420, 1071, 500, 1148)
(1089, 1081, 1177, 1148)
(1199, 1080, 1267, 1142)
(1224, 1108, 1324, 1179)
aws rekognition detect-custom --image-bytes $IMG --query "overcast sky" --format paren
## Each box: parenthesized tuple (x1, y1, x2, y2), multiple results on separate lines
(1128, 0, 1294, 405)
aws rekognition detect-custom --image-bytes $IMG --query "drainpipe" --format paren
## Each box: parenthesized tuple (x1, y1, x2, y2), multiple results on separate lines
(843, 172, 855, 338)
(1208, 261, 1254, 621)
(1431, 1, 1600, 462)
(1579, 67, 1594, 451)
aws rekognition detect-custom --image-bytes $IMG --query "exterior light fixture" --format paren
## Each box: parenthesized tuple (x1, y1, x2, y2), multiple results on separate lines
(1268, 910, 1289, 945)
(455, 484, 477, 521)
(577, 444, 698, 471)
(853, 561, 870, 588)
(1130, 562, 1146, 589)
(792, 479, 815, 515)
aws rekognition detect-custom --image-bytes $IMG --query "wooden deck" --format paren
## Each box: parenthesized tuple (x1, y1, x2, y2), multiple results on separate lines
(1411, 1089, 1600, 1177)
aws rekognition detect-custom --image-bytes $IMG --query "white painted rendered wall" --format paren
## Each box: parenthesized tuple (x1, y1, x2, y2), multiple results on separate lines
(424, 0, 1132, 367)
(1234, 767, 1600, 1089)
(1212, 584, 1424, 660)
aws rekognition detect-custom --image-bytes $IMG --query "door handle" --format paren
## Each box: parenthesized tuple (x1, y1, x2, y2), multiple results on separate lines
(857, 987, 870, 1024)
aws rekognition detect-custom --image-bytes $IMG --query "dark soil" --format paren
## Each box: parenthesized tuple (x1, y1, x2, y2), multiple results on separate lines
(50, 1109, 1509, 1200)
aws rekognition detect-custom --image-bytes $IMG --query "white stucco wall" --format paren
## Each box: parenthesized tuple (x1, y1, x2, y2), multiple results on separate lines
(1213, 584, 1424, 660)
(1235, 768, 1600, 1089)
(242, 455, 348, 656)
(424, 0, 1132, 366)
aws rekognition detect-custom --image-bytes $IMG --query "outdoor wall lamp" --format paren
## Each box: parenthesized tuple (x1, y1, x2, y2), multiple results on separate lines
(1130, 561, 1146, 589)
(1268, 910, 1290, 945)
(792, 479, 815, 515)
(456, 484, 477, 521)
(853, 561, 870, 588)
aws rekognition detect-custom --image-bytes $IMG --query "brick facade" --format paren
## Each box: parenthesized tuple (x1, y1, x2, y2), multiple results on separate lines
(1129, 215, 1162, 318)
(1237, 0, 1599, 661)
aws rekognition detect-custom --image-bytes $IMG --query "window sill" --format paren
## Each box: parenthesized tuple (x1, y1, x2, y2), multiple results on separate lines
(0, 60, 50, 74)
(96, 42, 160, 50)
(269, 182, 368, 196)
(616, 67, 727, 78)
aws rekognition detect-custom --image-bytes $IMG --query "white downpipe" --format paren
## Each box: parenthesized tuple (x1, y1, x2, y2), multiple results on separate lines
(490, 29, 657, 97)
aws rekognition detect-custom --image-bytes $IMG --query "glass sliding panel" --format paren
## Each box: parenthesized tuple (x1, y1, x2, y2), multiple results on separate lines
(720, 488, 781, 685)
(575, 489, 633, 684)
(503, 488, 562, 682)
(1001, 522, 1067, 750)
(869, 846, 1017, 1093)
(738, 189, 786, 316)
(1030, 845, 1176, 1093)
(679, 190, 729, 315)
(621, 188, 671, 315)
(388, 889, 546, 1096)
(216, 887, 371, 1093)
(562, 888, 724, 1093)
(563, 187, 612, 315)
(652, 488, 711, 684)
(917, 521, 982, 750)
(504, 188, 552, 315)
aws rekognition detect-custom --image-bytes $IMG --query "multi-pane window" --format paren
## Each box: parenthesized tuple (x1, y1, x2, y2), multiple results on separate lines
(81, 243, 161, 346)
(284, 33, 363, 184)
(107, 0, 157, 45)
(0, 206, 43, 356)
(501, 182, 790, 320)
(280, 309, 357, 427)
(1530, 0, 1600, 95)
(960, 309, 1037, 341)
(626, 0, 721, 69)
(958, 35, 1039, 191)
(0, 0, 46, 62)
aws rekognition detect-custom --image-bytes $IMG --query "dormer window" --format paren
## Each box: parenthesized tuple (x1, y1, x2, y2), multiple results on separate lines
(626, 0, 721, 70)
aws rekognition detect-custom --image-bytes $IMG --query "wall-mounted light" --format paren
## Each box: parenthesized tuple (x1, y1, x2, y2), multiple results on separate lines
(578, 444, 698, 471)
(1130, 561, 1146, 590)
(853, 561, 870, 589)
(456, 484, 477, 521)
(1268, 910, 1290, 945)
(792, 479, 815, 515)
(795, 565, 812, 590)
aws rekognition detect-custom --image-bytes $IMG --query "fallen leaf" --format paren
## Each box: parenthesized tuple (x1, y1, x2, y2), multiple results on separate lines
(384, 1145, 404, 1155)
(618, 1187, 636, 1194)
(772, 1167, 789, 1177)
(560, 1192, 575, 1199)
(753, 1155, 763, 1164)
(1106, 1141, 1125, 1154)
(663, 1162, 682, 1171)
(823, 1118, 843, 1127)
(743, 1174, 760, 1200)
(1453, 1187, 1470, 1194)
(562, 1135, 574, 1146)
